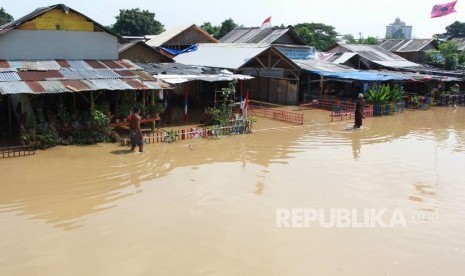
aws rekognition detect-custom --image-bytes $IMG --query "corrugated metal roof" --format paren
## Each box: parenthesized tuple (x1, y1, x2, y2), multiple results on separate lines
(117, 59, 141, 69)
(122, 79, 148, 89)
(26, 81, 45, 93)
(94, 69, 122, 79)
(17, 70, 63, 81)
(59, 68, 85, 80)
(56, 60, 71, 68)
(0, 59, 172, 95)
(67, 60, 94, 70)
(0, 72, 21, 82)
(0, 81, 33, 94)
(37, 81, 71, 93)
(219, 27, 307, 45)
(145, 81, 172, 89)
(332, 52, 357, 64)
(333, 44, 420, 68)
(132, 70, 158, 81)
(61, 80, 92, 91)
(88, 79, 133, 90)
(0, 61, 11, 68)
(100, 60, 124, 69)
(174, 43, 269, 70)
(85, 60, 107, 69)
(115, 70, 137, 77)
(146, 25, 192, 47)
(379, 39, 436, 52)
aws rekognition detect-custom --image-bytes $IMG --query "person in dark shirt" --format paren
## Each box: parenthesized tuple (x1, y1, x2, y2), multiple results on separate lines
(128, 106, 143, 152)
(354, 93, 365, 129)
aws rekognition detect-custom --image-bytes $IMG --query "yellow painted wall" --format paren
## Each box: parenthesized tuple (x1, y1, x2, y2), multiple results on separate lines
(19, 9, 94, 31)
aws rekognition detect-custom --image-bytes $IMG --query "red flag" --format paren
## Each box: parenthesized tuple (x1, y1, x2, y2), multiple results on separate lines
(261, 16, 271, 29)
(431, 1, 457, 18)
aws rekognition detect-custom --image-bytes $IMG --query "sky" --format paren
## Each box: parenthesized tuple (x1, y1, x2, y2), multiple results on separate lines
(1, 0, 463, 38)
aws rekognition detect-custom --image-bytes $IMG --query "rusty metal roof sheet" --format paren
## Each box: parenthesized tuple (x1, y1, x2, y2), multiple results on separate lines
(115, 70, 137, 77)
(85, 60, 107, 69)
(56, 60, 71, 68)
(122, 79, 148, 89)
(0, 59, 172, 95)
(100, 60, 124, 69)
(61, 80, 93, 91)
(26, 81, 45, 93)
(17, 70, 63, 81)
(0, 61, 11, 68)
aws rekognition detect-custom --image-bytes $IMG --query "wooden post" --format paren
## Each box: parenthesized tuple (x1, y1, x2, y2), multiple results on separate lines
(8, 95, 12, 137)
(142, 90, 146, 115)
(73, 93, 76, 113)
(151, 90, 156, 130)
(90, 91, 94, 110)
(184, 83, 188, 122)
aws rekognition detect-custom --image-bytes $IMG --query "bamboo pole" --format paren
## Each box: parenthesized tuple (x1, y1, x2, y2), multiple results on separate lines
(151, 90, 156, 130)
(8, 95, 12, 137)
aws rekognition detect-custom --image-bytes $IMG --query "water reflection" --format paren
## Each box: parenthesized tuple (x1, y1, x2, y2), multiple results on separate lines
(1, 108, 465, 231)
(351, 132, 362, 160)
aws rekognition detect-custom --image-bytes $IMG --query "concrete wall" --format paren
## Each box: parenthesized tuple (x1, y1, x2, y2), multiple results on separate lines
(0, 30, 118, 60)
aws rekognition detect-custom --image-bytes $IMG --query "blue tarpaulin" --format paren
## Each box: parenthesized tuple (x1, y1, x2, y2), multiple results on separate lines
(161, 44, 198, 56)
(311, 70, 406, 81)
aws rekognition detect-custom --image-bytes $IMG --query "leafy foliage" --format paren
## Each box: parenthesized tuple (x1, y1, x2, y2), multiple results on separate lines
(438, 21, 465, 39)
(0, 7, 13, 25)
(365, 84, 404, 104)
(201, 18, 239, 39)
(110, 8, 164, 36)
(293, 23, 338, 51)
(426, 40, 465, 70)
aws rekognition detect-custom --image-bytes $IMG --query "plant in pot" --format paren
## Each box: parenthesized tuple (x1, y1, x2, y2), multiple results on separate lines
(142, 106, 151, 119)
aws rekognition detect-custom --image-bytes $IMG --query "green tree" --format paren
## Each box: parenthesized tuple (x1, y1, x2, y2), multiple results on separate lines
(293, 23, 338, 51)
(362, 36, 378, 45)
(111, 8, 164, 36)
(201, 22, 220, 38)
(0, 7, 13, 25)
(201, 18, 239, 40)
(217, 18, 238, 39)
(426, 40, 462, 70)
(442, 21, 465, 39)
(342, 34, 357, 44)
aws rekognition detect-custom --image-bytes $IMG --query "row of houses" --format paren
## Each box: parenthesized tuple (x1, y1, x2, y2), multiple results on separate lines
(0, 4, 461, 141)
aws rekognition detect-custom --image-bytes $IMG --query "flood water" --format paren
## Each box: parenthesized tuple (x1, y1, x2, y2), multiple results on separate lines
(1, 108, 465, 275)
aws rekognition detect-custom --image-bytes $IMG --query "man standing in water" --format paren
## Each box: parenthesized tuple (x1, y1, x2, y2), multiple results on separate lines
(128, 106, 143, 152)
(354, 93, 365, 129)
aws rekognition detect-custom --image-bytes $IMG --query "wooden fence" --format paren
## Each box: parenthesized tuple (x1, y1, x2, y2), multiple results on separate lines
(129, 122, 250, 144)
(1, 145, 35, 158)
(249, 105, 304, 125)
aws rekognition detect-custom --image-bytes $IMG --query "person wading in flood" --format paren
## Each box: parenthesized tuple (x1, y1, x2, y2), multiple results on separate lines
(128, 106, 144, 152)
(354, 93, 365, 129)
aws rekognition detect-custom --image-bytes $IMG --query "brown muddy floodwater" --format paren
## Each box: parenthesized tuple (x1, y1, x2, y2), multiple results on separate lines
(1, 108, 465, 276)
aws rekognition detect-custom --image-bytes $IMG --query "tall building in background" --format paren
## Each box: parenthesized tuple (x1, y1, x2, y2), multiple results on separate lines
(385, 18, 412, 39)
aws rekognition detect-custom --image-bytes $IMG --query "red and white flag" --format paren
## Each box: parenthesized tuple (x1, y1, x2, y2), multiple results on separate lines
(260, 16, 271, 29)
(431, 1, 457, 18)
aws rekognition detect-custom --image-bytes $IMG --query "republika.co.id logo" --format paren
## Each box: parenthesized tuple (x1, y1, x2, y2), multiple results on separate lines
(276, 208, 437, 228)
